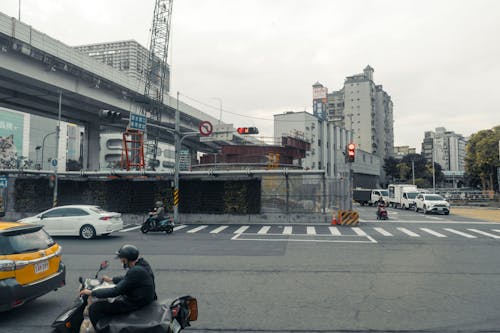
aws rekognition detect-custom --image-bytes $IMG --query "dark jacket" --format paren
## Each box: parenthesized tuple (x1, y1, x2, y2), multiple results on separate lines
(92, 258, 157, 307)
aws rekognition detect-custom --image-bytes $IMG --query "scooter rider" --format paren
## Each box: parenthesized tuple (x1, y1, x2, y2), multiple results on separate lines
(149, 201, 166, 228)
(80, 244, 157, 332)
(377, 197, 386, 219)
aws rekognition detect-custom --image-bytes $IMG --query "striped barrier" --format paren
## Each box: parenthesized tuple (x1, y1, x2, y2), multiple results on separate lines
(338, 210, 359, 226)
(173, 188, 179, 207)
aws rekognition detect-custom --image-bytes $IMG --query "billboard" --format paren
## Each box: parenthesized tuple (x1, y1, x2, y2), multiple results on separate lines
(313, 86, 328, 100)
(0, 109, 24, 167)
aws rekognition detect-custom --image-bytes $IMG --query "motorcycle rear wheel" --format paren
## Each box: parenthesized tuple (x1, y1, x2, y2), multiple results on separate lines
(141, 225, 150, 234)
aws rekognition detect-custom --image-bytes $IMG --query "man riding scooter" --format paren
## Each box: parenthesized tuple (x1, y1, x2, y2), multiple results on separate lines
(80, 244, 157, 332)
(149, 201, 166, 229)
(376, 197, 388, 220)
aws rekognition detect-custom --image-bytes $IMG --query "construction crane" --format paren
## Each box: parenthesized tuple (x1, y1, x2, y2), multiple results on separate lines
(140, 0, 174, 170)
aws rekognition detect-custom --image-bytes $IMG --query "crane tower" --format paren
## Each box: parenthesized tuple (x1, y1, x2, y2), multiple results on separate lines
(143, 0, 174, 169)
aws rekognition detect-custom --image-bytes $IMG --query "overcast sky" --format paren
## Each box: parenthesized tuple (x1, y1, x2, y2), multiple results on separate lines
(1, 0, 499, 152)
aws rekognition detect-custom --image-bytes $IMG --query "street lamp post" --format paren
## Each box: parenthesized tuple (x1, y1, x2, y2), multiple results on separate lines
(212, 97, 222, 126)
(53, 91, 62, 207)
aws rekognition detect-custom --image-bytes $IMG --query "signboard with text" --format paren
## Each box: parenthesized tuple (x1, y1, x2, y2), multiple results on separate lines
(129, 113, 147, 132)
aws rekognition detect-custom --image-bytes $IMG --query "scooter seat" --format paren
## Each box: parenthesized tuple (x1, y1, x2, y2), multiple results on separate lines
(96, 300, 172, 333)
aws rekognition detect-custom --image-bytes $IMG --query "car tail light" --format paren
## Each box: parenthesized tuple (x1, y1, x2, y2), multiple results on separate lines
(99, 216, 112, 221)
(0, 260, 15, 271)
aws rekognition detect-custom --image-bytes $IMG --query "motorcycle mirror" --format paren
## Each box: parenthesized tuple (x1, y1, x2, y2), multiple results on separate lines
(78, 276, 83, 284)
(100, 261, 109, 270)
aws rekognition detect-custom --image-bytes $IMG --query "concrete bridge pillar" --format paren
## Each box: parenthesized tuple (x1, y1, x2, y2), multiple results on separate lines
(83, 119, 101, 171)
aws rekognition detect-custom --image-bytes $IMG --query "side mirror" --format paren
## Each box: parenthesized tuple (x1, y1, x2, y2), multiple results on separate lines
(39, 214, 45, 220)
(100, 261, 109, 270)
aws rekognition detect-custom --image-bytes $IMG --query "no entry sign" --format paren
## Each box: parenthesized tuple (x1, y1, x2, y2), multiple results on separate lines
(199, 121, 213, 136)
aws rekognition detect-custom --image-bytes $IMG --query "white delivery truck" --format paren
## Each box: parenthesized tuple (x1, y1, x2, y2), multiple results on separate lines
(388, 184, 419, 209)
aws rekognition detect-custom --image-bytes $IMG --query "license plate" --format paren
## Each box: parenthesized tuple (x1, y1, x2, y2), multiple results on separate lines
(34, 260, 49, 274)
(170, 319, 181, 333)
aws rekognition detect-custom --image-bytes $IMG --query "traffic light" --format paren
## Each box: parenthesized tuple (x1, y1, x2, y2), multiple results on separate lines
(99, 109, 122, 121)
(237, 127, 259, 135)
(347, 143, 355, 163)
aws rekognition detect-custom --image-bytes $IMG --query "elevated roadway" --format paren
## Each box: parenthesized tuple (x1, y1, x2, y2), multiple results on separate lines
(0, 12, 249, 169)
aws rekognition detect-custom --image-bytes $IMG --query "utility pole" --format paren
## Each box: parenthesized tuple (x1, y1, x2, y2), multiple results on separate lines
(53, 91, 62, 207)
(173, 91, 180, 225)
(432, 138, 436, 193)
(346, 113, 354, 211)
(18, 0, 21, 21)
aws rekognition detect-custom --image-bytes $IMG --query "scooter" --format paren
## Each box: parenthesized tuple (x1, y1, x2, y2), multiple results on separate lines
(141, 214, 174, 234)
(376, 204, 389, 220)
(52, 261, 198, 333)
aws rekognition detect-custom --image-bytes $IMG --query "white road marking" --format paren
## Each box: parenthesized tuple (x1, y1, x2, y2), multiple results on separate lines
(328, 227, 341, 236)
(283, 226, 293, 235)
(443, 228, 477, 239)
(210, 226, 229, 234)
(258, 226, 271, 234)
(233, 226, 250, 234)
(306, 226, 317, 235)
(352, 227, 367, 236)
(173, 225, 188, 231)
(420, 228, 447, 238)
(362, 220, 496, 224)
(119, 226, 141, 232)
(426, 216, 444, 220)
(492, 229, 500, 234)
(187, 225, 208, 233)
(468, 229, 500, 239)
(373, 227, 393, 236)
(359, 218, 367, 222)
(397, 227, 420, 237)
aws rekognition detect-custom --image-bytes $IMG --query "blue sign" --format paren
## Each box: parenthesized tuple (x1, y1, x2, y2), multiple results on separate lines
(51, 159, 58, 167)
(0, 175, 7, 188)
(129, 113, 147, 132)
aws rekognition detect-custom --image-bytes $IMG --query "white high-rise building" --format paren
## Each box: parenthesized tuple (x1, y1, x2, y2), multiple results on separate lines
(421, 127, 466, 171)
(327, 66, 393, 159)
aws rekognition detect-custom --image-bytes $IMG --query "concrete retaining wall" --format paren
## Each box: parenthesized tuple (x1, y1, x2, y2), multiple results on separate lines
(2, 212, 331, 225)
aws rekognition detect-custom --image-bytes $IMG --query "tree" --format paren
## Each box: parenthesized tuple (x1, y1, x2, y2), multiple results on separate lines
(383, 156, 399, 181)
(383, 153, 444, 187)
(465, 126, 500, 191)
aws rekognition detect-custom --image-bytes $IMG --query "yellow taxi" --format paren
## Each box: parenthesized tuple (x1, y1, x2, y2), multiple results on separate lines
(0, 222, 65, 311)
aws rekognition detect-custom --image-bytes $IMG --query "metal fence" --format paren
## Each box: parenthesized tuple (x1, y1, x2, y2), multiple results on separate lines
(260, 174, 350, 214)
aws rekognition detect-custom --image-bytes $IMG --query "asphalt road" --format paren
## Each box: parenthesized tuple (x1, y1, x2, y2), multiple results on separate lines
(2, 205, 500, 332)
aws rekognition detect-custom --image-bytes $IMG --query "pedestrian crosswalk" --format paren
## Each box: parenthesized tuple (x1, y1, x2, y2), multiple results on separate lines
(132, 224, 500, 240)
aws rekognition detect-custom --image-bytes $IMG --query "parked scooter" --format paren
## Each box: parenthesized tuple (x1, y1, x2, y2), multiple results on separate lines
(141, 214, 174, 234)
(52, 261, 198, 333)
(376, 203, 389, 220)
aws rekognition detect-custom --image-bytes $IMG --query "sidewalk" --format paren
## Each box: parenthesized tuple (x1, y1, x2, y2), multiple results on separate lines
(452, 207, 500, 222)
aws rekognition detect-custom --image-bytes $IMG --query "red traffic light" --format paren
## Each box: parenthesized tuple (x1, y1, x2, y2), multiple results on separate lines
(347, 143, 355, 162)
(237, 127, 259, 135)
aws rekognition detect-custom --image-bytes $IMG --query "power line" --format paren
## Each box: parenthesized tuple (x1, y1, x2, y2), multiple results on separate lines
(178, 93, 317, 124)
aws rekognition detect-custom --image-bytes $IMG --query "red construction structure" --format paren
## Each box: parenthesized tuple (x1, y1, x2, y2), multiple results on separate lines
(121, 129, 146, 171)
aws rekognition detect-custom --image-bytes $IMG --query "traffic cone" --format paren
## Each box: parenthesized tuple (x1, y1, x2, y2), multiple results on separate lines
(331, 215, 338, 225)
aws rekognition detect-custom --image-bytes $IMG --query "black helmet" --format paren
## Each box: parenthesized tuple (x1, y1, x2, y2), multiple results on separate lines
(115, 244, 139, 261)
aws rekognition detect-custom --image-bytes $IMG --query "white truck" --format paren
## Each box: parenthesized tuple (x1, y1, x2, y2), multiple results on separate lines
(353, 189, 390, 206)
(388, 184, 420, 209)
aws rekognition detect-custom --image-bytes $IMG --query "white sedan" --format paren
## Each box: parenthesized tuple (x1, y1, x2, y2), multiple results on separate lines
(18, 205, 124, 239)
(414, 194, 450, 215)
